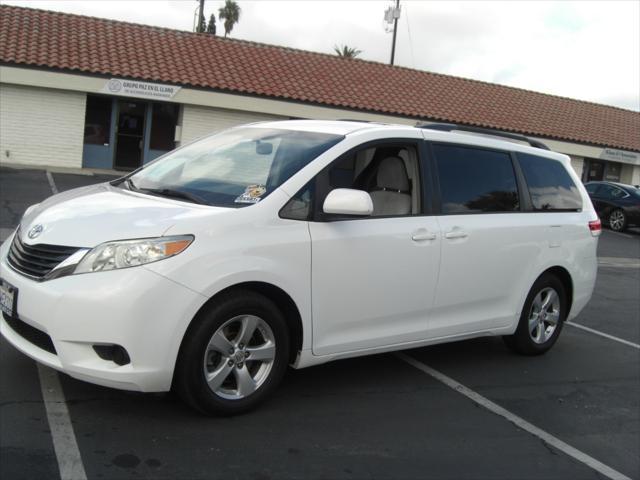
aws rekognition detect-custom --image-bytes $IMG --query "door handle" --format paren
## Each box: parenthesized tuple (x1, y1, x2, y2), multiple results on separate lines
(411, 230, 437, 242)
(444, 228, 468, 239)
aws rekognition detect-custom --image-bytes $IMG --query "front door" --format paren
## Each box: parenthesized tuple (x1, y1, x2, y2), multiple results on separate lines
(114, 100, 146, 169)
(309, 138, 441, 356)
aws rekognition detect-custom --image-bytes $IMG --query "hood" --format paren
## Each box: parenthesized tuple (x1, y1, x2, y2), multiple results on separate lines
(19, 183, 230, 247)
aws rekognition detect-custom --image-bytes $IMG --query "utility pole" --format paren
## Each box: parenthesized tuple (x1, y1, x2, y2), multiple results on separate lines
(386, 0, 401, 66)
(197, 0, 205, 33)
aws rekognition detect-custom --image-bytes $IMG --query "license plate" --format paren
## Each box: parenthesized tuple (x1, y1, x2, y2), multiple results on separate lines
(0, 279, 18, 318)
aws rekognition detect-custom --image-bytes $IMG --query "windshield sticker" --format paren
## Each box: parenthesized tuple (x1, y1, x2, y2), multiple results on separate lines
(235, 184, 267, 204)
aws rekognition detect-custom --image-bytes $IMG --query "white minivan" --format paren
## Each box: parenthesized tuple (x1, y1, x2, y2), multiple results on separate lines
(0, 120, 600, 415)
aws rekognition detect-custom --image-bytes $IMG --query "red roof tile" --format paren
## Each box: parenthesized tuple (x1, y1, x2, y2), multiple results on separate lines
(1, 5, 639, 152)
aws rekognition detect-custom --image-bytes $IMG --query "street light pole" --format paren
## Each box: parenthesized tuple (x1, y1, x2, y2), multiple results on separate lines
(390, 0, 400, 65)
(198, 0, 205, 33)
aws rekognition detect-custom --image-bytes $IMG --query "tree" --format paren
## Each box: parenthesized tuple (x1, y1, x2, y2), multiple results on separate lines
(207, 13, 217, 35)
(218, 0, 241, 37)
(333, 44, 362, 59)
(197, 14, 206, 34)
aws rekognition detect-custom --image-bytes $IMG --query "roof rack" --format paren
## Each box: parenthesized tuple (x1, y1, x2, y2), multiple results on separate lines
(416, 122, 550, 150)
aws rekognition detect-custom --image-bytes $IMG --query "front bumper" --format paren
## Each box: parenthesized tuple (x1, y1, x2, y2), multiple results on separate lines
(0, 234, 206, 392)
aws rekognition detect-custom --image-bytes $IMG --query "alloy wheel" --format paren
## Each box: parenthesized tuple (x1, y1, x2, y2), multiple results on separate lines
(528, 287, 560, 344)
(203, 315, 276, 400)
(609, 210, 625, 231)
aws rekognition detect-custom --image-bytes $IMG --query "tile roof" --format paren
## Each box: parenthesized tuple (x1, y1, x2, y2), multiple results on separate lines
(1, 5, 639, 152)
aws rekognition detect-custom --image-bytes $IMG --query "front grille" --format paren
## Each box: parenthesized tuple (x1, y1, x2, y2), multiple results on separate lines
(7, 233, 80, 280)
(3, 312, 57, 355)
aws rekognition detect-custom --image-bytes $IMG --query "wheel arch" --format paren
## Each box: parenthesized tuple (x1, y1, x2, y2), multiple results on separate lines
(540, 266, 574, 318)
(179, 281, 304, 366)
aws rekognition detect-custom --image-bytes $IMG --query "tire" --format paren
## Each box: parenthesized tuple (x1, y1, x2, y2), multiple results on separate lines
(503, 273, 567, 355)
(173, 290, 290, 416)
(608, 209, 627, 232)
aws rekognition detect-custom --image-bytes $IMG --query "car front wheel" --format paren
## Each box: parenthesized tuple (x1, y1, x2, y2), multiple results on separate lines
(174, 290, 290, 415)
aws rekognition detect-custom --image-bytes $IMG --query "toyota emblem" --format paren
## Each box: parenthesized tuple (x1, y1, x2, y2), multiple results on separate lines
(27, 224, 44, 239)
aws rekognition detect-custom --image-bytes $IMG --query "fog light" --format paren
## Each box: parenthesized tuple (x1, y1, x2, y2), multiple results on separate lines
(93, 344, 131, 366)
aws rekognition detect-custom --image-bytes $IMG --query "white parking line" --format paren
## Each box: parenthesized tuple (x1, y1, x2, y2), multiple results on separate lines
(602, 230, 635, 240)
(40, 170, 87, 480)
(46, 170, 59, 195)
(395, 352, 632, 480)
(37, 365, 87, 480)
(566, 321, 640, 350)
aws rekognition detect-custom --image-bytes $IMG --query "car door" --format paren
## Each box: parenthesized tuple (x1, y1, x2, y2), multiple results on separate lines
(592, 184, 628, 220)
(308, 138, 441, 356)
(427, 143, 538, 337)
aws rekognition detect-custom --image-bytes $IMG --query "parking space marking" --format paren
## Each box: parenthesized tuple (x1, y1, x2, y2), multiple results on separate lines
(598, 257, 640, 269)
(566, 321, 640, 349)
(603, 230, 635, 240)
(37, 365, 87, 480)
(46, 170, 59, 195)
(39, 172, 87, 480)
(395, 352, 632, 480)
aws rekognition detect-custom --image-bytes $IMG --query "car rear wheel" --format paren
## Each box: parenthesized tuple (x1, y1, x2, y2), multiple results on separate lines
(174, 290, 289, 415)
(608, 209, 627, 232)
(503, 273, 567, 355)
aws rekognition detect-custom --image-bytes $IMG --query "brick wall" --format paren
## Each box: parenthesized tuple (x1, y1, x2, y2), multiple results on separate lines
(179, 104, 284, 145)
(0, 84, 86, 168)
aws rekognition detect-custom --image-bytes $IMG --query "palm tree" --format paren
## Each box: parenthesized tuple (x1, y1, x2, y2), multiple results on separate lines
(333, 44, 362, 59)
(218, 0, 241, 37)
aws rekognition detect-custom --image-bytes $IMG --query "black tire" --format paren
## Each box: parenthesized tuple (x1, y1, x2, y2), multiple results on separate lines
(173, 290, 290, 416)
(503, 273, 567, 355)
(608, 208, 627, 232)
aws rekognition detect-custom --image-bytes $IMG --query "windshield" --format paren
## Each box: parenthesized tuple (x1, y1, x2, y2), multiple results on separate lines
(126, 127, 343, 207)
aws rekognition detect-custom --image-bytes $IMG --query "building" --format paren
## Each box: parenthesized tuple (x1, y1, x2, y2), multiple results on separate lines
(1, 5, 639, 185)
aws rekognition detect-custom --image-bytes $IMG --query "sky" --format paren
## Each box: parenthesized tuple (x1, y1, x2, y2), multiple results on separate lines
(4, 0, 640, 111)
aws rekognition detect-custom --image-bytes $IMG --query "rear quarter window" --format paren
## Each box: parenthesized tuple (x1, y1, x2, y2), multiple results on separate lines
(517, 153, 582, 211)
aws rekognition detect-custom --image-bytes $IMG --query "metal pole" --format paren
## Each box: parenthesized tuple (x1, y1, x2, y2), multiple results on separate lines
(198, 0, 205, 33)
(390, 0, 400, 65)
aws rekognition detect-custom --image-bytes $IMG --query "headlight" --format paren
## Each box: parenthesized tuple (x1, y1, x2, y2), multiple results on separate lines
(74, 235, 194, 274)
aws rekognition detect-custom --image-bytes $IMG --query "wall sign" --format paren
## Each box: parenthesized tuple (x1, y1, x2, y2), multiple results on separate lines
(100, 78, 181, 100)
(599, 148, 640, 165)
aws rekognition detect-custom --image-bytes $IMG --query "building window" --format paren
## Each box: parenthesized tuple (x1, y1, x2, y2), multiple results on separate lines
(149, 103, 179, 151)
(83, 95, 112, 145)
(604, 161, 622, 182)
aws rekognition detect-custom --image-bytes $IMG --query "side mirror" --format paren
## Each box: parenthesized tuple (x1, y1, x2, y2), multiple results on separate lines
(323, 188, 373, 216)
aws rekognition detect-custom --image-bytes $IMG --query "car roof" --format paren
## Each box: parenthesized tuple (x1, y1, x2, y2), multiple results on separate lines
(249, 119, 567, 161)
(587, 181, 637, 190)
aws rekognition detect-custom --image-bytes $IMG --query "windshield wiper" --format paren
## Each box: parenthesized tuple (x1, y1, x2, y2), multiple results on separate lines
(125, 178, 138, 191)
(139, 187, 208, 205)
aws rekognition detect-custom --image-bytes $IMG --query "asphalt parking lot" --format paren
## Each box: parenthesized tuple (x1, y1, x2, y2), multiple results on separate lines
(1, 165, 639, 480)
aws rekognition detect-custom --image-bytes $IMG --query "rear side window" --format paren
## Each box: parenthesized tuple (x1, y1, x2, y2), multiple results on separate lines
(433, 145, 519, 214)
(517, 153, 582, 211)
(585, 183, 600, 195)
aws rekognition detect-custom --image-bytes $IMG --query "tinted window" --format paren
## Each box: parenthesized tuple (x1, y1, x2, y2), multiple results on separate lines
(83, 95, 112, 145)
(518, 153, 582, 211)
(149, 102, 179, 151)
(599, 184, 628, 199)
(433, 145, 519, 214)
(585, 183, 600, 195)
